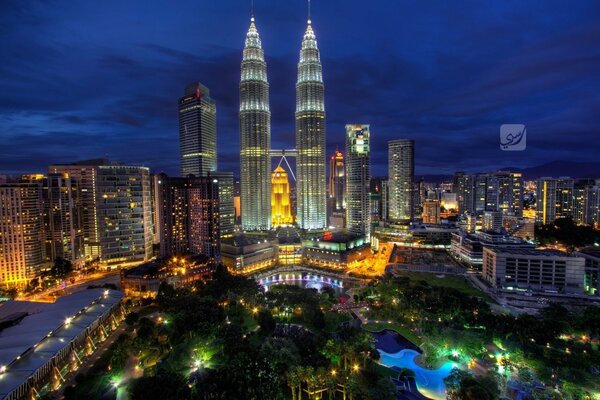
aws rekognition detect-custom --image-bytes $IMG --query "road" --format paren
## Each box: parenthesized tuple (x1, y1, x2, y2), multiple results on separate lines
(19, 270, 121, 302)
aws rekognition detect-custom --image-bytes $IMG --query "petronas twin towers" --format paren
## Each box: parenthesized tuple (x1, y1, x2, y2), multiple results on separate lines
(240, 16, 326, 231)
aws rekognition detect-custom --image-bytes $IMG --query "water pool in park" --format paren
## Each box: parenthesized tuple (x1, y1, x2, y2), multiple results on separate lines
(378, 348, 457, 400)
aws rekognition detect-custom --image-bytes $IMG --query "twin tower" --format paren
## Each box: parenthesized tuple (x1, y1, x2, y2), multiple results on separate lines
(240, 16, 326, 231)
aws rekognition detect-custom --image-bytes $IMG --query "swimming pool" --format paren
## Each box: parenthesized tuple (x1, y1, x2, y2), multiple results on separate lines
(378, 349, 457, 400)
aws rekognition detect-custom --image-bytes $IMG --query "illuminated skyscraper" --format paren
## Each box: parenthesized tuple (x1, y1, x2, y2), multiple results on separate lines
(296, 18, 326, 230)
(328, 150, 346, 212)
(271, 166, 293, 227)
(388, 139, 414, 221)
(0, 181, 43, 288)
(179, 82, 217, 177)
(240, 17, 271, 231)
(345, 125, 371, 237)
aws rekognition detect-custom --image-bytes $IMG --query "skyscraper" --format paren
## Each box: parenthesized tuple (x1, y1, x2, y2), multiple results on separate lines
(271, 166, 293, 227)
(296, 18, 326, 230)
(345, 124, 371, 237)
(536, 177, 574, 224)
(240, 17, 271, 231)
(179, 82, 217, 177)
(388, 139, 414, 222)
(0, 181, 43, 288)
(50, 160, 153, 265)
(154, 173, 220, 260)
(42, 173, 84, 265)
(328, 150, 346, 212)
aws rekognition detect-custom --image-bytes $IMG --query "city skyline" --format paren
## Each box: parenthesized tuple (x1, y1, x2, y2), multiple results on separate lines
(1, 1, 599, 177)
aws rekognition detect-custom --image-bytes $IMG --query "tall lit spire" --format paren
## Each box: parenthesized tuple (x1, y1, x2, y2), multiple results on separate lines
(295, 10, 327, 230)
(240, 15, 271, 230)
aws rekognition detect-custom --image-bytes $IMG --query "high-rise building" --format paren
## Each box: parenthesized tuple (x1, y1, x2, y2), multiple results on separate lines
(271, 166, 293, 227)
(42, 173, 84, 265)
(49, 160, 153, 264)
(240, 17, 271, 231)
(328, 150, 346, 212)
(454, 171, 522, 218)
(154, 174, 220, 260)
(0, 182, 43, 287)
(573, 180, 600, 227)
(345, 124, 371, 237)
(388, 139, 414, 222)
(296, 19, 326, 230)
(179, 82, 217, 177)
(210, 172, 235, 239)
(453, 172, 473, 216)
(536, 177, 574, 224)
(422, 199, 440, 224)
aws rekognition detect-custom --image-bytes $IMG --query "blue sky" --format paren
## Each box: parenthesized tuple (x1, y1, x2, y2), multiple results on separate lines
(1, 0, 599, 177)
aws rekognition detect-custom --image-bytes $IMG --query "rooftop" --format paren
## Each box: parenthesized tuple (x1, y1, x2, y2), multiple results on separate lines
(0, 289, 123, 398)
(487, 248, 573, 257)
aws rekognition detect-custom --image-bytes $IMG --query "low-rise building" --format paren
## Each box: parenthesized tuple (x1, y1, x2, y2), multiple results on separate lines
(451, 230, 534, 268)
(482, 248, 585, 295)
(221, 235, 279, 274)
(120, 257, 214, 297)
(302, 231, 369, 270)
(576, 248, 600, 297)
(0, 289, 124, 400)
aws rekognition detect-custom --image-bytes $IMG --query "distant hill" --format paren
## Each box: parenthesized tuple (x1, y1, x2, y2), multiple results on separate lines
(414, 161, 600, 183)
(502, 161, 600, 180)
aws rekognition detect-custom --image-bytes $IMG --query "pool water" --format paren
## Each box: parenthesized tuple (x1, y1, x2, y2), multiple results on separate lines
(378, 349, 456, 400)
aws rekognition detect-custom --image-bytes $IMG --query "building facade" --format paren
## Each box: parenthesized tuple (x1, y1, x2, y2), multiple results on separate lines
(483, 247, 585, 295)
(296, 20, 327, 230)
(0, 183, 44, 288)
(239, 17, 272, 231)
(422, 199, 440, 224)
(42, 174, 84, 266)
(271, 166, 293, 227)
(49, 160, 153, 265)
(154, 173, 220, 260)
(179, 82, 217, 177)
(388, 139, 414, 222)
(345, 124, 371, 237)
(328, 150, 346, 213)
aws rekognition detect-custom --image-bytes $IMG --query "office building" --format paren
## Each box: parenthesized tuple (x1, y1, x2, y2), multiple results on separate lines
(239, 17, 271, 231)
(451, 230, 534, 268)
(328, 150, 346, 213)
(0, 182, 43, 288)
(296, 19, 327, 230)
(483, 248, 585, 295)
(576, 248, 600, 296)
(210, 172, 235, 239)
(345, 124, 371, 237)
(388, 139, 414, 222)
(271, 166, 293, 227)
(179, 82, 217, 177)
(154, 173, 220, 260)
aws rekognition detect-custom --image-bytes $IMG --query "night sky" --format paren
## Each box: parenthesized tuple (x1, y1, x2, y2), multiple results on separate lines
(1, 0, 599, 178)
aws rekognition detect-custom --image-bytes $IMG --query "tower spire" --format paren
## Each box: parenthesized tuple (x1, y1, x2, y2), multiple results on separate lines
(251, 0, 254, 21)
(307, 0, 311, 24)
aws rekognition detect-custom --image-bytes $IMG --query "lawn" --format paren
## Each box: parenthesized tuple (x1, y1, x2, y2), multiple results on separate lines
(393, 271, 494, 302)
(362, 321, 422, 345)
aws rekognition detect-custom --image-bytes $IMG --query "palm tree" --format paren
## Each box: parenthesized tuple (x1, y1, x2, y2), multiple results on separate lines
(286, 366, 301, 400)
